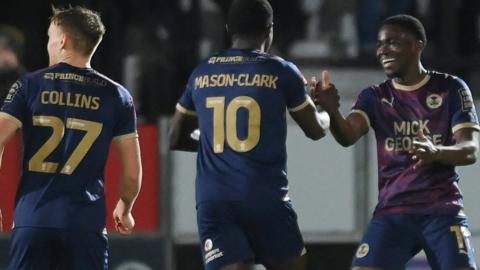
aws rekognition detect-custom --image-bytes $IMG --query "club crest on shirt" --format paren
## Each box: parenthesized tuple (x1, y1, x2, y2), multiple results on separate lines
(204, 238, 213, 251)
(426, 94, 442, 109)
(355, 243, 369, 258)
(4, 80, 21, 103)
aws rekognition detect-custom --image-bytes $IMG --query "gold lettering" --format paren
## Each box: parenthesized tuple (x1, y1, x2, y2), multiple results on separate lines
(91, 97, 100, 110)
(58, 92, 66, 106)
(41, 91, 49, 104)
(66, 92, 75, 107)
(81, 95, 92, 109)
(193, 74, 278, 89)
(237, 74, 246, 86)
(217, 74, 226, 87)
(269, 76, 278, 89)
(225, 74, 235, 87)
(74, 94, 82, 107)
(252, 75, 261, 86)
(245, 74, 254, 86)
(40, 90, 99, 110)
(49, 91, 59, 104)
(195, 76, 203, 89)
(260, 75, 269, 88)
(202, 76, 209, 88)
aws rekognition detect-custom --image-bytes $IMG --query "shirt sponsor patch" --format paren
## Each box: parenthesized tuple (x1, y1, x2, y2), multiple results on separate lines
(4, 80, 21, 103)
(458, 88, 473, 112)
(203, 239, 224, 264)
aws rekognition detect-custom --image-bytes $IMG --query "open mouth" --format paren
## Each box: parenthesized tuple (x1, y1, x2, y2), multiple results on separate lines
(380, 58, 397, 68)
(381, 58, 396, 68)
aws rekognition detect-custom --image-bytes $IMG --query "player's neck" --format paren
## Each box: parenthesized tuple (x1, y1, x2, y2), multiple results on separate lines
(394, 63, 427, 85)
(58, 53, 92, 69)
(231, 39, 266, 52)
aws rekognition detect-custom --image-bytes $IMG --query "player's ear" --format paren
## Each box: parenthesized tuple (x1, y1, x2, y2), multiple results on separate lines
(416, 40, 425, 51)
(60, 33, 67, 49)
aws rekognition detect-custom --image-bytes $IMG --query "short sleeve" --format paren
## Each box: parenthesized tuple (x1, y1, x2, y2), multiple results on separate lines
(0, 78, 28, 128)
(176, 74, 197, 116)
(282, 62, 309, 112)
(449, 78, 480, 133)
(113, 89, 138, 140)
(351, 87, 375, 127)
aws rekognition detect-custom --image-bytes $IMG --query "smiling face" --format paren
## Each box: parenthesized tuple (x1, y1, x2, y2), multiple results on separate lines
(47, 22, 65, 66)
(376, 24, 421, 79)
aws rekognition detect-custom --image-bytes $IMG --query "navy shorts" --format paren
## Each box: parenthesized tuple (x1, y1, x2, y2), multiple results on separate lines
(9, 227, 108, 270)
(352, 211, 476, 270)
(196, 200, 305, 270)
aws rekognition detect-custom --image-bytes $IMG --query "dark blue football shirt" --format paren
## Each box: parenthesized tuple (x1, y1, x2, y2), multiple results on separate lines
(0, 62, 137, 232)
(177, 48, 309, 203)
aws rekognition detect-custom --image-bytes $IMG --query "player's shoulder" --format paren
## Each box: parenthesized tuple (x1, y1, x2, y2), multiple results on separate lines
(92, 69, 131, 98)
(261, 53, 307, 83)
(20, 64, 60, 82)
(428, 70, 468, 90)
(262, 53, 299, 71)
(360, 80, 389, 95)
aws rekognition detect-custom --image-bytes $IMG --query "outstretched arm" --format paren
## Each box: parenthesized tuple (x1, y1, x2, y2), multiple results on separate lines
(169, 109, 199, 152)
(289, 93, 329, 141)
(411, 128, 479, 168)
(113, 137, 142, 234)
(313, 71, 369, 147)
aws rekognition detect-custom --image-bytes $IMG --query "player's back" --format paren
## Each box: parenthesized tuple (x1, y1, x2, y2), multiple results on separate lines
(0, 62, 136, 231)
(179, 49, 308, 203)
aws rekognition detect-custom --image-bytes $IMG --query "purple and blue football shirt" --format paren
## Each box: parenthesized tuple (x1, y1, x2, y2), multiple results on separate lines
(352, 71, 480, 216)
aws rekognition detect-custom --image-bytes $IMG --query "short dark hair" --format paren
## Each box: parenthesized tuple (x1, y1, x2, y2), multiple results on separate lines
(381, 14, 427, 43)
(50, 6, 105, 56)
(227, 0, 273, 37)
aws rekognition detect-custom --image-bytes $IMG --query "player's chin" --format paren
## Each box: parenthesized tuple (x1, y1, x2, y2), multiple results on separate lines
(384, 68, 399, 79)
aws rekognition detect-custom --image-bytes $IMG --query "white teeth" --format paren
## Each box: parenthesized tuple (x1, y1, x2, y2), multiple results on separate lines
(382, 58, 396, 64)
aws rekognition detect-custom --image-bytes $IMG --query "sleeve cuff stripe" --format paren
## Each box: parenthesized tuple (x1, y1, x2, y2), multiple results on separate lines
(0, 112, 22, 128)
(288, 99, 310, 112)
(176, 103, 197, 116)
(350, 109, 371, 127)
(113, 132, 138, 141)
(452, 123, 480, 134)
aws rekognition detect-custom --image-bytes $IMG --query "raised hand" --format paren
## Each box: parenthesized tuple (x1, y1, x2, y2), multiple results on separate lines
(314, 70, 340, 114)
(411, 129, 439, 169)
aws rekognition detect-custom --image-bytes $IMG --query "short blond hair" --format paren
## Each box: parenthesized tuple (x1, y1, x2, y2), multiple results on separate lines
(50, 6, 106, 56)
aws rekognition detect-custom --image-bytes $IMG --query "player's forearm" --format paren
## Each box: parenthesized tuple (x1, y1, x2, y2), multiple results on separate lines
(329, 111, 360, 147)
(119, 172, 142, 213)
(435, 141, 478, 166)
